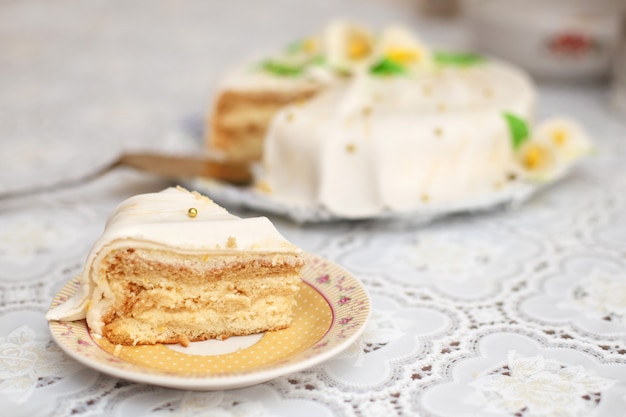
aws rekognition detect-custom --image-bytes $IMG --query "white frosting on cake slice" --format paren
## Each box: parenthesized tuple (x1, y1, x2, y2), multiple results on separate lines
(46, 187, 301, 332)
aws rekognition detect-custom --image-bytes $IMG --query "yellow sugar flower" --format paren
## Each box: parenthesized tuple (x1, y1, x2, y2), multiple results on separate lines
(385, 47, 423, 65)
(517, 118, 592, 181)
(301, 37, 319, 55)
(323, 20, 376, 74)
(535, 117, 592, 161)
(378, 25, 433, 72)
(517, 140, 557, 180)
(347, 35, 372, 60)
(551, 128, 567, 146)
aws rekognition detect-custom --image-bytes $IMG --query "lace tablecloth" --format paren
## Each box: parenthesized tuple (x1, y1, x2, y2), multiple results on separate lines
(2, 1, 626, 416)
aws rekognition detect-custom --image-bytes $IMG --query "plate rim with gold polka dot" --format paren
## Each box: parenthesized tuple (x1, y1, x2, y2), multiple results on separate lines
(48, 252, 371, 390)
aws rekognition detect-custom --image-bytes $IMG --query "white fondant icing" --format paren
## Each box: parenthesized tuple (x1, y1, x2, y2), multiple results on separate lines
(259, 61, 537, 217)
(210, 21, 591, 220)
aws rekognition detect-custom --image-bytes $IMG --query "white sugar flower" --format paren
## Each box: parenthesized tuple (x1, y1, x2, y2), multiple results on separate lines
(517, 118, 592, 181)
(516, 137, 560, 180)
(534, 117, 593, 162)
(376, 25, 433, 74)
(323, 20, 376, 75)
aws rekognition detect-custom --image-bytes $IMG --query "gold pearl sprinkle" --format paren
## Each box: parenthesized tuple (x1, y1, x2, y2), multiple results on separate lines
(187, 207, 198, 218)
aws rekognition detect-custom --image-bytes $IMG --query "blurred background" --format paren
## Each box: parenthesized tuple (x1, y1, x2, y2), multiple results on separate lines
(432, 0, 625, 83)
(0, 0, 624, 196)
(419, 0, 626, 111)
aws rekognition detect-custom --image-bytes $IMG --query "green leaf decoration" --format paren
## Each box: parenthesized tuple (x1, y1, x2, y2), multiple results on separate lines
(503, 112, 530, 149)
(370, 58, 406, 76)
(434, 51, 485, 67)
(260, 60, 303, 77)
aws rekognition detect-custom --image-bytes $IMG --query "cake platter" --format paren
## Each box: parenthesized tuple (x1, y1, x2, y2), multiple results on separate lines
(48, 252, 370, 390)
(189, 176, 549, 225)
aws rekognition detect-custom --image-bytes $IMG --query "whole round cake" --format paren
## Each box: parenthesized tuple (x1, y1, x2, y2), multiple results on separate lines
(207, 21, 592, 219)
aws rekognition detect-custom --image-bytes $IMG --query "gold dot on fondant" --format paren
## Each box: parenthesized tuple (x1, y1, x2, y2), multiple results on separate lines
(437, 103, 447, 113)
(346, 143, 357, 153)
(434, 127, 443, 137)
(362, 106, 372, 117)
(187, 207, 198, 218)
(422, 84, 432, 96)
(483, 87, 494, 98)
(421, 194, 430, 203)
(286, 112, 294, 122)
(256, 181, 272, 194)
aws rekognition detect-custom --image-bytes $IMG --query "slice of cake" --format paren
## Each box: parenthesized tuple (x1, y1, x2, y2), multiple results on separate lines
(46, 186, 304, 346)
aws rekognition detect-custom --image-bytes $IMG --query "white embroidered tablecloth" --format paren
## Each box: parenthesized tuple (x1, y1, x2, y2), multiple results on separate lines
(1, 1, 625, 416)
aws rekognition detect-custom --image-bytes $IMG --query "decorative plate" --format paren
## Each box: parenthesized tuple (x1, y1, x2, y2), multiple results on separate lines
(48, 252, 370, 390)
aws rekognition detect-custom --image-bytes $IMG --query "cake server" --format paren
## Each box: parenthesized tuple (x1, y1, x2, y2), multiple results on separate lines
(113, 152, 253, 185)
(0, 152, 252, 198)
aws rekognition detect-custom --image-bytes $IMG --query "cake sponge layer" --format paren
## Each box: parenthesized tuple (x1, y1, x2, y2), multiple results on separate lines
(209, 88, 320, 161)
(97, 248, 303, 346)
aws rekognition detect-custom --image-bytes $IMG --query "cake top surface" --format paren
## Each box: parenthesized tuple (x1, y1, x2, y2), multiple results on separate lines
(272, 60, 535, 121)
(217, 20, 507, 93)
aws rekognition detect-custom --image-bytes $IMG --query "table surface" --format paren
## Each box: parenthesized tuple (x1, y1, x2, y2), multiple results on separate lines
(2, 1, 626, 416)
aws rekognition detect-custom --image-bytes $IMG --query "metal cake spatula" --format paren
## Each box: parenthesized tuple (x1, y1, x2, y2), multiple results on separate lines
(112, 152, 253, 185)
(0, 152, 252, 198)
